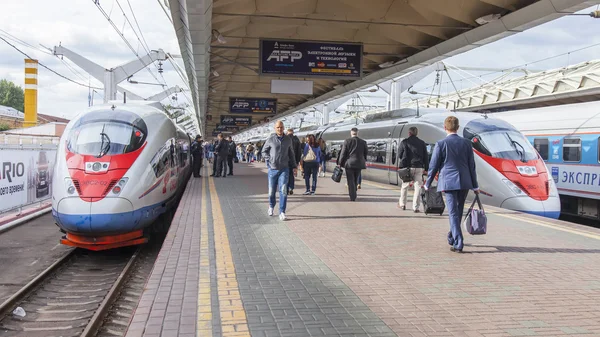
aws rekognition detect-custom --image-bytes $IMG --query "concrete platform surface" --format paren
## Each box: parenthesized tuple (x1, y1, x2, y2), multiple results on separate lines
(125, 163, 600, 337)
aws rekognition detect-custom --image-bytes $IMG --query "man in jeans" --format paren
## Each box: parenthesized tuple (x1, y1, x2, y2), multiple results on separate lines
(261, 121, 298, 221)
(398, 126, 429, 212)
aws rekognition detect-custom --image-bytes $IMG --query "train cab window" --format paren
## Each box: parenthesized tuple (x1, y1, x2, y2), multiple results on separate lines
(367, 140, 387, 163)
(67, 121, 147, 157)
(533, 138, 549, 160)
(463, 119, 537, 161)
(563, 138, 581, 162)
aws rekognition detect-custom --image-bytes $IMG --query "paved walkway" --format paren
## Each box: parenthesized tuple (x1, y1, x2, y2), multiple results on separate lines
(126, 163, 600, 337)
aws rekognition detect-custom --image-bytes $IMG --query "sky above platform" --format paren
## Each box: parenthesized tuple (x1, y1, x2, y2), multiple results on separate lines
(0, 1, 599, 120)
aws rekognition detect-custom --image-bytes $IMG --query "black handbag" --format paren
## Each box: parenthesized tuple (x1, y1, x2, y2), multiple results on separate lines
(398, 167, 414, 183)
(331, 166, 343, 183)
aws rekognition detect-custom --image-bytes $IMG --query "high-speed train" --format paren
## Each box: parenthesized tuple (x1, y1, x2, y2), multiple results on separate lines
(52, 101, 192, 251)
(490, 101, 600, 221)
(288, 108, 560, 218)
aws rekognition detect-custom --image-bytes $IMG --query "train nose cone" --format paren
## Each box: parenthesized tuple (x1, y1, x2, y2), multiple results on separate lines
(54, 197, 137, 234)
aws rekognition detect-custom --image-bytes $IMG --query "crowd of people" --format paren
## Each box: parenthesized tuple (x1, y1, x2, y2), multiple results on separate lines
(190, 115, 479, 252)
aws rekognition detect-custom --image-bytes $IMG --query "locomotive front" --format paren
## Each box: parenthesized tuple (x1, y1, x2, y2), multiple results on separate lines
(462, 117, 560, 218)
(52, 107, 152, 250)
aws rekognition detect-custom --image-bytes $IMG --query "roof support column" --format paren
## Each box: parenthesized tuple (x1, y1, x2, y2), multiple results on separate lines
(322, 104, 329, 126)
(391, 80, 402, 110)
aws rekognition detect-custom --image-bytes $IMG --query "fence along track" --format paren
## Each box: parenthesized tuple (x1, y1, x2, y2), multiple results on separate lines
(0, 247, 140, 337)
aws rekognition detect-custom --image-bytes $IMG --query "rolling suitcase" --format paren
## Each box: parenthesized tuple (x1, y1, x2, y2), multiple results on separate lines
(421, 187, 445, 215)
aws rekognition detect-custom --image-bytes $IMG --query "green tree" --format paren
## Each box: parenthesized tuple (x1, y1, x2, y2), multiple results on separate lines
(0, 123, 10, 131)
(0, 79, 24, 112)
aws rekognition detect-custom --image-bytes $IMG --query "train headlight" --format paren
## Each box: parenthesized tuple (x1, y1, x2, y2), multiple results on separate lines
(64, 178, 78, 196)
(112, 177, 128, 195)
(502, 179, 525, 195)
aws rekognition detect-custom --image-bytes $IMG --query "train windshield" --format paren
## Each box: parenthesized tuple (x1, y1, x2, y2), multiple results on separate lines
(463, 118, 538, 162)
(67, 121, 146, 157)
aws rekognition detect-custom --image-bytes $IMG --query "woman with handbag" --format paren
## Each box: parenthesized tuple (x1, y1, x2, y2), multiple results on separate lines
(301, 134, 323, 195)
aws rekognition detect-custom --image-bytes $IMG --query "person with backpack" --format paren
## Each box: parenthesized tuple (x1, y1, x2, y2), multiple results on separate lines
(398, 126, 429, 212)
(301, 134, 324, 195)
(246, 143, 255, 162)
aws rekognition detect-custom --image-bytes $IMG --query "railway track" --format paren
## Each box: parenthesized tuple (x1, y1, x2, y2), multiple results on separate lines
(0, 247, 140, 337)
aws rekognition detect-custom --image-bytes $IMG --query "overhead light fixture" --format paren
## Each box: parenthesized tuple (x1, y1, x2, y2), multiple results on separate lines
(475, 13, 501, 25)
(211, 68, 219, 77)
(212, 29, 227, 44)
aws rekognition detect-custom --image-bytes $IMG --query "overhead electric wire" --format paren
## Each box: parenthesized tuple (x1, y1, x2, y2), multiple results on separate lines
(0, 35, 102, 90)
(92, 0, 165, 87)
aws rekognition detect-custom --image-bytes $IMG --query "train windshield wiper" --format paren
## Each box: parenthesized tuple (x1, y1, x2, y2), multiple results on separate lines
(506, 133, 526, 162)
(97, 124, 111, 158)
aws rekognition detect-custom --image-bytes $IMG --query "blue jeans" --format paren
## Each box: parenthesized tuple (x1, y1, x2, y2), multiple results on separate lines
(445, 189, 469, 250)
(268, 168, 290, 213)
(303, 162, 319, 192)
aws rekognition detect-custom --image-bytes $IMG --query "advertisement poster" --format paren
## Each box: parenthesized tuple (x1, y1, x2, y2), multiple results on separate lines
(260, 38, 363, 78)
(0, 149, 56, 213)
(221, 115, 252, 127)
(215, 124, 240, 132)
(229, 98, 277, 114)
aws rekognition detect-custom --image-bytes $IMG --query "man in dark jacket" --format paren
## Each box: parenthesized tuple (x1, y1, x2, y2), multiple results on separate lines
(398, 126, 429, 212)
(191, 135, 203, 178)
(338, 127, 368, 201)
(214, 134, 229, 178)
(286, 128, 302, 195)
(227, 136, 236, 176)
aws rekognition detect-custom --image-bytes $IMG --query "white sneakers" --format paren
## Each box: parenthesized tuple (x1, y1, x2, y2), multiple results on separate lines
(268, 207, 287, 220)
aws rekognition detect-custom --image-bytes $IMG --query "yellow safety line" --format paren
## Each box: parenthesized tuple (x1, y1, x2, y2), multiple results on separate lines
(197, 168, 213, 337)
(208, 176, 250, 337)
(361, 181, 600, 241)
(494, 212, 600, 241)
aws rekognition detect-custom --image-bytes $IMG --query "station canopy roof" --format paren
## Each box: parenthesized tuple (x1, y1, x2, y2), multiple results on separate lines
(168, 0, 595, 136)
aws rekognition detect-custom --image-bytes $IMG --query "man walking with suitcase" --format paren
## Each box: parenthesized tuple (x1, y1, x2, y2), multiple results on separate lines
(338, 127, 368, 202)
(398, 126, 428, 212)
(424, 116, 479, 253)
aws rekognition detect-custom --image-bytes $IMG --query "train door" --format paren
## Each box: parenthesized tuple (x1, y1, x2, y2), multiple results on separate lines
(388, 123, 405, 184)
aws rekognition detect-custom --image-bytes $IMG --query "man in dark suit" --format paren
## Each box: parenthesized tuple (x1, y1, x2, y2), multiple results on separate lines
(286, 128, 302, 195)
(191, 135, 203, 178)
(227, 136, 236, 176)
(425, 116, 479, 253)
(214, 134, 229, 178)
(338, 127, 368, 201)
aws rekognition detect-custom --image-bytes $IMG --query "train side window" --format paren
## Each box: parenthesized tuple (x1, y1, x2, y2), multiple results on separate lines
(563, 138, 581, 162)
(533, 138, 549, 160)
(367, 140, 387, 163)
(391, 140, 397, 165)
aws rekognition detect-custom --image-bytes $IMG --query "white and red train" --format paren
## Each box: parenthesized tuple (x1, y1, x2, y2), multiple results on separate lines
(290, 109, 561, 218)
(52, 101, 192, 250)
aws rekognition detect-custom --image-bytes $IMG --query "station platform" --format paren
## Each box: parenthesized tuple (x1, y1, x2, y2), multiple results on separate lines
(125, 162, 600, 337)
